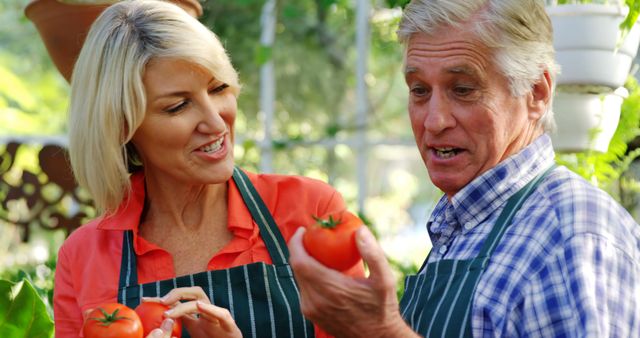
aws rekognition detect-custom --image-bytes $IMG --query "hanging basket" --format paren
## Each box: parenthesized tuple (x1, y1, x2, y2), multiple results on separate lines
(551, 87, 628, 153)
(25, 0, 203, 83)
(547, 4, 640, 89)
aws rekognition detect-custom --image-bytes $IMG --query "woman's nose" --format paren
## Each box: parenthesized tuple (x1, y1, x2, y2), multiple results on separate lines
(197, 98, 227, 134)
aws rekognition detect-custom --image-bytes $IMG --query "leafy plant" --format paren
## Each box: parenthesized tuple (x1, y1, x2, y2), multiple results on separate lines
(0, 278, 54, 338)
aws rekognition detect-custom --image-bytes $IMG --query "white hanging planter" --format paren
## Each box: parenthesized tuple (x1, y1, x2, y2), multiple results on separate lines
(547, 4, 640, 89)
(551, 87, 628, 153)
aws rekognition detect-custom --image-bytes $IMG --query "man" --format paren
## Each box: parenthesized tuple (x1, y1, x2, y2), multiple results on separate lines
(288, 0, 640, 337)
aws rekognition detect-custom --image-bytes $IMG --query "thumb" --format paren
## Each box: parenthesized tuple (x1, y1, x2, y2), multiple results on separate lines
(355, 226, 393, 281)
(146, 319, 174, 338)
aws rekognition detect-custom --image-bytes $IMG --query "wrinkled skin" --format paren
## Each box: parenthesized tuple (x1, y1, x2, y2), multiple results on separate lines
(289, 226, 420, 338)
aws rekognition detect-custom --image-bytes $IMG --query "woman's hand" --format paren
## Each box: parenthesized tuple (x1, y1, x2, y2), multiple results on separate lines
(157, 286, 242, 338)
(145, 318, 177, 338)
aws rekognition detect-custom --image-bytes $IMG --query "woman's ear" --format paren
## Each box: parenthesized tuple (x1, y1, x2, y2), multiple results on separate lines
(528, 70, 552, 121)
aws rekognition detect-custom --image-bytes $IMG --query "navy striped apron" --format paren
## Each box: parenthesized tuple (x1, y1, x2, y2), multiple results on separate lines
(117, 167, 315, 338)
(399, 165, 554, 337)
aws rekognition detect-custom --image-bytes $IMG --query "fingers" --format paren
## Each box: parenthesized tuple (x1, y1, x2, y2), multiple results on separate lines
(355, 226, 396, 288)
(146, 318, 175, 338)
(160, 286, 210, 305)
(196, 301, 237, 331)
(82, 308, 92, 321)
(164, 300, 242, 337)
(164, 300, 232, 325)
(287, 227, 309, 261)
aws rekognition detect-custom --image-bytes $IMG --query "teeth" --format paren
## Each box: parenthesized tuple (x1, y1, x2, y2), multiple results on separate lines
(435, 147, 458, 159)
(200, 138, 223, 153)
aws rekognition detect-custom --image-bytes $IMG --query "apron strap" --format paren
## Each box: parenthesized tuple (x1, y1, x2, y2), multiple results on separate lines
(417, 164, 556, 273)
(476, 164, 557, 259)
(232, 166, 290, 266)
(118, 230, 138, 291)
(118, 166, 291, 289)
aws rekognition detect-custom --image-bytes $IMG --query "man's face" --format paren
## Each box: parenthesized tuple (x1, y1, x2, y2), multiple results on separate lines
(404, 26, 544, 199)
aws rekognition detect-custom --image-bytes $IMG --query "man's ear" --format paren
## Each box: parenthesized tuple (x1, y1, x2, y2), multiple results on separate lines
(528, 70, 552, 121)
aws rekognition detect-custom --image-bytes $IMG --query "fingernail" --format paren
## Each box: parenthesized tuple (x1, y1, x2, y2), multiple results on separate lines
(357, 226, 373, 247)
(161, 318, 174, 331)
(164, 308, 173, 316)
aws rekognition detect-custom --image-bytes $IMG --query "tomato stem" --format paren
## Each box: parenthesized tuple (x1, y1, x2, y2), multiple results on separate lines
(312, 215, 342, 229)
(90, 307, 134, 326)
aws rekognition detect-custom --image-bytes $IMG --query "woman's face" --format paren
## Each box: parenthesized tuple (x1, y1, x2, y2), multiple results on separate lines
(131, 58, 237, 186)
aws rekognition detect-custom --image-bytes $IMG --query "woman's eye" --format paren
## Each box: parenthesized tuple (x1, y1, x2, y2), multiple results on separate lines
(209, 83, 229, 94)
(164, 100, 189, 114)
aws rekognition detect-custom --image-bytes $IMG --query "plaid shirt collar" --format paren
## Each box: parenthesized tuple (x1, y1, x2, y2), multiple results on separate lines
(427, 134, 556, 238)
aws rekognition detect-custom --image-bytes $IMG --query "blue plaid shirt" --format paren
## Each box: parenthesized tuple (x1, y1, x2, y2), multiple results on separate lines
(425, 135, 640, 337)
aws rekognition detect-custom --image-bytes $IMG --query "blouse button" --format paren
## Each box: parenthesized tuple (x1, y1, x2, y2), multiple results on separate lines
(464, 222, 474, 230)
(438, 245, 447, 255)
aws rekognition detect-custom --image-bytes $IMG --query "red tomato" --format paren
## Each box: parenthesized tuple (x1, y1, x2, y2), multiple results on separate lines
(83, 303, 143, 338)
(303, 211, 363, 271)
(135, 302, 182, 338)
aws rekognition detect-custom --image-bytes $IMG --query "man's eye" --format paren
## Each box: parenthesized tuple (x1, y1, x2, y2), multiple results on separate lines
(209, 83, 229, 94)
(410, 85, 427, 97)
(453, 86, 474, 96)
(164, 100, 189, 114)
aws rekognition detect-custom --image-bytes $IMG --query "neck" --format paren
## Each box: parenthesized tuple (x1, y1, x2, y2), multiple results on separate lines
(142, 175, 228, 233)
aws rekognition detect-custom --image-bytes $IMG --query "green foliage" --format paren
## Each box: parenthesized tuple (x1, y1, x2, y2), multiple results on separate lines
(0, 255, 56, 320)
(556, 76, 640, 200)
(0, 278, 54, 338)
(0, 0, 69, 136)
(201, 0, 409, 173)
(385, 0, 410, 9)
(622, 0, 640, 38)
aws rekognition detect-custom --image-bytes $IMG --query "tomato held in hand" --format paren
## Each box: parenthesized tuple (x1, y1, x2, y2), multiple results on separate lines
(83, 303, 143, 338)
(135, 302, 182, 338)
(303, 211, 363, 271)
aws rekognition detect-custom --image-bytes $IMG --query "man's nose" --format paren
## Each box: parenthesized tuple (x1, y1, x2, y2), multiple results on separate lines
(424, 92, 456, 133)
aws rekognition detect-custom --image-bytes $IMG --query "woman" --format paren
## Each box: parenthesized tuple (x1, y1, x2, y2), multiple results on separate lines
(53, 1, 364, 337)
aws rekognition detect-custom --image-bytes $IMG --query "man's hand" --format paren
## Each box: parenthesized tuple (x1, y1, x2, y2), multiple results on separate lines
(288, 226, 420, 338)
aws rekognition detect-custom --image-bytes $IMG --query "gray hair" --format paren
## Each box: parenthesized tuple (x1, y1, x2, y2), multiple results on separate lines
(397, 0, 558, 132)
(68, 0, 240, 213)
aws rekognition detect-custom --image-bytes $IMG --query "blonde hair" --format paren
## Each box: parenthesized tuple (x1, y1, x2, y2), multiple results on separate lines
(397, 0, 558, 132)
(68, 0, 240, 214)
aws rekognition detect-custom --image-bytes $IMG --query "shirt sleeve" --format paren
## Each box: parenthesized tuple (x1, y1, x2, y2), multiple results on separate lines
(53, 244, 85, 338)
(513, 233, 640, 337)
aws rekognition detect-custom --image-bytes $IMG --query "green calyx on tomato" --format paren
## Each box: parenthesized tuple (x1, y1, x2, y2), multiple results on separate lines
(83, 303, 143, 338)
(303, 211, 363, 272)
(89, 307, 136, 326)
(312, 215, 342, 229)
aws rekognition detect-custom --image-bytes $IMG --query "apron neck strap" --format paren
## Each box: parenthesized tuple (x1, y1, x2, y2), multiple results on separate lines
(232, 167, 290, 265)
(118, 167, 291, 289)
(476, 164, 557, 258)
(118, 229, 138, 289)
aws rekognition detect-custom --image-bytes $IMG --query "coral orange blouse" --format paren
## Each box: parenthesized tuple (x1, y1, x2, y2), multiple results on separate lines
(54, 170, 364, 337)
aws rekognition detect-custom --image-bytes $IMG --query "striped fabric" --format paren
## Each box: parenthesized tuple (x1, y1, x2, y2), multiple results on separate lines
(402, 135, 640, 337)
(117, 167, 314, 338)
(400, 164, 554, 337)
